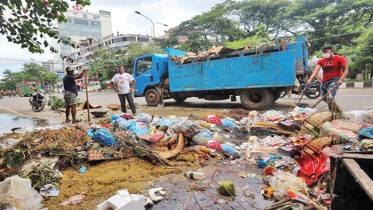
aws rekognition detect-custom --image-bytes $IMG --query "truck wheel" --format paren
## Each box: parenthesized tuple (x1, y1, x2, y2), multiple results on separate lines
(272, 90, 282, 103)
(240, 88, 274, 110)
(145, 88, 160, 106)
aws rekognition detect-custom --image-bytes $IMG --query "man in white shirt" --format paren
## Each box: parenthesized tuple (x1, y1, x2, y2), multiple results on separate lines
(111, 66, 137, 115)
(97, 84, 101, 93)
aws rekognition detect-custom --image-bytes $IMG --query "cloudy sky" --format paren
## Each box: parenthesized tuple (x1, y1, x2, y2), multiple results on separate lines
(0, 0, 224, 76)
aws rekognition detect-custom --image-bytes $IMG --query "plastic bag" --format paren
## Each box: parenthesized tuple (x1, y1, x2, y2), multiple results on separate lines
(168, 120, 202, 138)
(222, 119, 238, 130)
(111, 115, 120, 120)
(192, 131, 212, 144)
(343, 110, 373, 124)
(0, 138, 21, 149)
(320, 122, 358, 142)
(267, 170, 307, 193)
(330, 120, 364, 134)
(87, 128, 116, 146)
(206, 140, 222, 150)
(358, 127, 373, 139)
(206, 116, 222, 125)
(222, 143, 239, 157)
(160, 118, 174, 128)
(0, 176, 43, 210)
(261, 110, 286, 120)
(136, 113, 152, 124)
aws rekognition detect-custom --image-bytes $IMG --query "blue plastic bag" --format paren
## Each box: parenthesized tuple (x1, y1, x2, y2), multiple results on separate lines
(222, 119, 238, 130)
(358, 127, 373, 139)
(222, 143, 239, 157)
(88, 128, 116, 146)
(111, 115, 120, 120)
(195, 131, 212, 138)
(160, 118, 174, 128)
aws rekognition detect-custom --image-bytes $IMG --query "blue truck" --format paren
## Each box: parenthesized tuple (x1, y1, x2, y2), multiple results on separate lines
(133, 37, 308, 110)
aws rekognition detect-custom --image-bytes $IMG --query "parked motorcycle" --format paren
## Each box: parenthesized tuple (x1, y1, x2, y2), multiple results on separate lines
(280, 81, 321, 99)
(29, 85, 46, 112)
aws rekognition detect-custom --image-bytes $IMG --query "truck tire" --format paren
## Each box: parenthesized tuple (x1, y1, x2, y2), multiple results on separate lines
(240, 88, 274, 110)
(272, 90, 282, 103)
(145, 88, 160, 106)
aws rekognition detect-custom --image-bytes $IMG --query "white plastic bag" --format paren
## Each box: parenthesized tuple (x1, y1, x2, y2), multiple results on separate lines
(0, 176, 43, 210)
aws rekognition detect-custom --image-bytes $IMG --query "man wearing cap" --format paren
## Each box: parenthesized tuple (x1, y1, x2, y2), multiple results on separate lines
(63, 66, 89, 123)
(307, 45, 348, 111)
(111, 66, 136, 115)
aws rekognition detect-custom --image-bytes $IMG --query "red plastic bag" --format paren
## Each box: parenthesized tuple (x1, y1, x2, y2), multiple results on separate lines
(206, 117, 222, 125)
(206, 142, 222, 150)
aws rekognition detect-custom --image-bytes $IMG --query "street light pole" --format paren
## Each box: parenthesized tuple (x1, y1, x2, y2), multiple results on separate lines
(135, 11, 155, 53)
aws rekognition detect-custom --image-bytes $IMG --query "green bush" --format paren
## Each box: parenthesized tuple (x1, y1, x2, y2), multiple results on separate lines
(48, 95, 83, 110)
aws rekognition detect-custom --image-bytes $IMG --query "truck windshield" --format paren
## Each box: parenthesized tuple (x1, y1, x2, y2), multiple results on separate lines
(136, 57, 152, 76)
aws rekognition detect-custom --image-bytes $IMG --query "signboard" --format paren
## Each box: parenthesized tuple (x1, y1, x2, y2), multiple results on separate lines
(72, 5, 83, 11)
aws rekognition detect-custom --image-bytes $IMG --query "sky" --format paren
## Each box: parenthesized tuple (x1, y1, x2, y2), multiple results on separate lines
(0, 0, 224, 77)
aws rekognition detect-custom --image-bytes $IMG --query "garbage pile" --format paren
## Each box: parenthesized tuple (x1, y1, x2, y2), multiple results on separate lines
(0, 108, 372, 209)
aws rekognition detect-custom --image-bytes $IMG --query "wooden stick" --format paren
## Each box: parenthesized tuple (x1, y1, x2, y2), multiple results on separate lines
(308, 66, 322, 83)
(311, 84, 339, 108)
(296, 83, 309, 106)
(85, 71, 90, 122)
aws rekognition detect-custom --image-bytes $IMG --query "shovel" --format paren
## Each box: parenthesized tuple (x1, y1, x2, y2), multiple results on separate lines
(157, 88, 164, 109)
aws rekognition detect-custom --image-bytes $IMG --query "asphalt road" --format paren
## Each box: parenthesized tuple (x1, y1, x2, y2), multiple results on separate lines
(0, 89, 372, 117)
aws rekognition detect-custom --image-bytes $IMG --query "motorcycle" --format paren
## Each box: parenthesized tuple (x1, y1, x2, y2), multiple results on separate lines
(29, 85, 47, 112)
(280, 80, 321, 99)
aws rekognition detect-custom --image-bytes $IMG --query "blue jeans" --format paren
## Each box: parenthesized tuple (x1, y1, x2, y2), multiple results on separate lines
(321, 77, 340, 103)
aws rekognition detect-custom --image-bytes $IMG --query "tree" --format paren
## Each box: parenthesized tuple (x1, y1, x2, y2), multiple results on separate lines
(0, 0, 90, 53)
(88, 42, 164, 82)
(0, 63, 58, 90)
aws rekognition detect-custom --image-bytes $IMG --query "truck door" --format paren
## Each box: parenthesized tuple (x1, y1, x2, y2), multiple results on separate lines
(134, 56, 154, 95)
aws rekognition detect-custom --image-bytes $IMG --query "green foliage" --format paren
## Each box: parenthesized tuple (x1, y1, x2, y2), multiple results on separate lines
(0, 0, 91, 53)
(48, 95, 83, 110)
(161, 0, 373, 79)
(4, 149, 23, 169)
(0, 63, 58, 90)
(89, 42, 164, 81)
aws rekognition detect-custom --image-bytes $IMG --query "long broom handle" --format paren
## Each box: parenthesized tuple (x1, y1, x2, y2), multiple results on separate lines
(85, 71, 90, 122)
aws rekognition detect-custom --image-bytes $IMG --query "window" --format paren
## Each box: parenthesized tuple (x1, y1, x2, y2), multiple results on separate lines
(83, 14, 87, 18)
(139, 37, 149, 42)
(136, 57, 152, 76)
(93, 16, 97, 20)
(73, 12, 78, 15)
(91, 21, 101, 27)
(129, 36, 136, 41)
(74, 19, 89, 25)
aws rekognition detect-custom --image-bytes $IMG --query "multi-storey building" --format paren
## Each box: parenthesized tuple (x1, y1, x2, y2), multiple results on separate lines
(69, 33, 151, 72)
(51, 8, 112, 75)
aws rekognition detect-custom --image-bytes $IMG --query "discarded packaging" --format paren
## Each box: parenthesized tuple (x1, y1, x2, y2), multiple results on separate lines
(97, 189, 146, 210)
(218, 181, 236, 196)
(185, 171, 205, 180)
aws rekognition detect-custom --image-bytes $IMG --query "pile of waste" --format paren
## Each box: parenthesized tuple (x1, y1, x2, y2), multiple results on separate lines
(0, 108, 372, 209)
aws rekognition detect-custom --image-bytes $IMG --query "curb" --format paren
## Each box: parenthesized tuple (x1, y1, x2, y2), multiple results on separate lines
(339, 82, 373, 89)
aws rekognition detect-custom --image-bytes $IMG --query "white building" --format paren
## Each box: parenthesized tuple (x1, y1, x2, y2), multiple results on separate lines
(51, 8, 112, 76)
(41, 60, 54, 73)
(69, 33, 151, 72)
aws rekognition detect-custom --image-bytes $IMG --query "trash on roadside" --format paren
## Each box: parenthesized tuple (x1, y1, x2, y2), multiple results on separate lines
(97, 189, 146, 210)
(39, 184, 59, 197)
(0, 176, 43, 210)
(147, 187, 164, 202)
(185, 171, 205, 180)
(60, 194, 85, 206)
(218, 181, 236, 196)
(79, 166, 86, 174)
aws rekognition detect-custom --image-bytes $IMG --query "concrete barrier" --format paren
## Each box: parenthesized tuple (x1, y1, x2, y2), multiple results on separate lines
(340, 82, 373, 89)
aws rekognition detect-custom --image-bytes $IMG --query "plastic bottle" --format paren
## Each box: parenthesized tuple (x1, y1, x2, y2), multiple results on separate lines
(185, 171, 205, 180)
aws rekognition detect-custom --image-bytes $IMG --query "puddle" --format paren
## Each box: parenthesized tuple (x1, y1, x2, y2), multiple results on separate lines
(0, 113, 63, 135)
(151, 159, 274, 210)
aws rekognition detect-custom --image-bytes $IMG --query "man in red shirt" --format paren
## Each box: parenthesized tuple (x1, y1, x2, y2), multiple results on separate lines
(307, 45, 348, 111)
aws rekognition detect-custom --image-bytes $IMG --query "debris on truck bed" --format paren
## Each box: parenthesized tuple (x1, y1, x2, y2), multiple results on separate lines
(0, 107, 372, 209)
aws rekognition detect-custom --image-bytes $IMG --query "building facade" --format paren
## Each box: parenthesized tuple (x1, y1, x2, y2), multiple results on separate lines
(51, 9, 112, 75)
(69, 33, 151, 72)
(41, 60, 54, 73)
